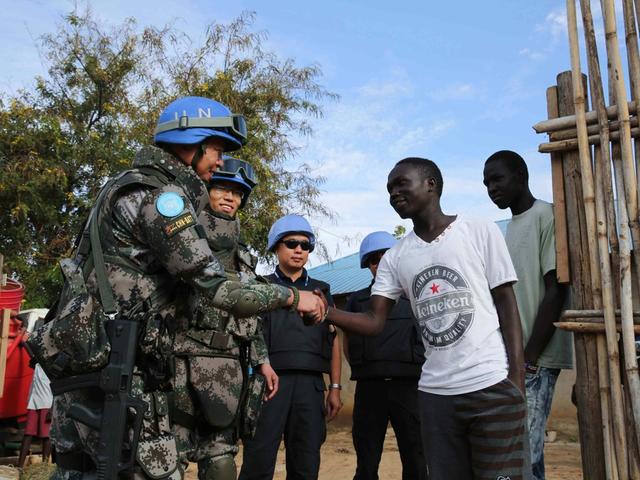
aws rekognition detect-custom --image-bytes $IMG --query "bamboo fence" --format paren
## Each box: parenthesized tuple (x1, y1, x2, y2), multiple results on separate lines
(535, 1, 640, 477)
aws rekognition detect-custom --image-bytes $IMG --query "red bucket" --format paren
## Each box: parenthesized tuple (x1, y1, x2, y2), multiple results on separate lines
(0, 280, 25, 312)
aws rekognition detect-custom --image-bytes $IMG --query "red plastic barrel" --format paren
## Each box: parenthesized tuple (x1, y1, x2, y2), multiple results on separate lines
(0, 316, 34, 420)
(0, 280, 25, 312)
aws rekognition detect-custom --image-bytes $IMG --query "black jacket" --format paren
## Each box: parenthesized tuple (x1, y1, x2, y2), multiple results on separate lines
(262, 267, 335, 373)
(346, 284, 423, 380)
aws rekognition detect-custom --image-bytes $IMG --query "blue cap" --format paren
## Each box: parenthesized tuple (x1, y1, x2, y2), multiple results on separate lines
(267, 214, 316, 252)
(154, 96, 246, 151)
(359, 231, 397, 268)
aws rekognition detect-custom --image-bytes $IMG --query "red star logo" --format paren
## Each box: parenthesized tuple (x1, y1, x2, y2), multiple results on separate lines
(430, 283, 440, 294)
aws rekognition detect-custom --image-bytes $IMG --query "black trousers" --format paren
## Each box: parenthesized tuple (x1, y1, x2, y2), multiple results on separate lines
(352, 378, 427, 480)
(239, 372, 326, 480)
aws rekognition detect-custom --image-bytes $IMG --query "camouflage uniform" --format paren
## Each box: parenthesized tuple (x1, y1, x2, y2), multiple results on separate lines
(172, 207, 275, 479)
(49, 146, 291, 479)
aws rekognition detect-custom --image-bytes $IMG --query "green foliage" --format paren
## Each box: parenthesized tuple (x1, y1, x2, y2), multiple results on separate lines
(0, 8, 335, 307)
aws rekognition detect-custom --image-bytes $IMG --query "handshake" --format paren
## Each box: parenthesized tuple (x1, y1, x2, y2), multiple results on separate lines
(291, 288, 329, 326)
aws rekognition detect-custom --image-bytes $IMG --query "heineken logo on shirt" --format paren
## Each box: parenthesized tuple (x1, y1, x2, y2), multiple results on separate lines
(412, 265, 475, 347)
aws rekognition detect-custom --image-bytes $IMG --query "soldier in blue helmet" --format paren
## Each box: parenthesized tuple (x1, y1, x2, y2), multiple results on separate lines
(44, 97, 326, 480)
(172, 156, 280, 480)
(345, 231, 427, 480)
(239, 214, 343, 480)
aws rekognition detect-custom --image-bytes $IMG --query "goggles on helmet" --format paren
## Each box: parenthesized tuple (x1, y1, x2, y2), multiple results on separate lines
(214, 157, 257, 188)
(154, 113, 248, 145)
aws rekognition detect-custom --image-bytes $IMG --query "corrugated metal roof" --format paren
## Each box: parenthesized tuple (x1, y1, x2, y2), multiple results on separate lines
(308, 252, 372, 295)
(308, 219, 510, 296)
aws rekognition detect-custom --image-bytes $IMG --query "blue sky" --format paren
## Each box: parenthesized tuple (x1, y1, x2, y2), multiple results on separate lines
(0, 0, 619, 265)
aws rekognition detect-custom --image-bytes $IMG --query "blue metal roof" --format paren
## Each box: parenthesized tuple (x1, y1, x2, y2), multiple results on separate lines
(308, 252, 372, 295)
(308, 219, 510, 296)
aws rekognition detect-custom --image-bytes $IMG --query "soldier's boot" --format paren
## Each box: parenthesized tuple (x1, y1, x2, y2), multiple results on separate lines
(198, 454, 237, 480)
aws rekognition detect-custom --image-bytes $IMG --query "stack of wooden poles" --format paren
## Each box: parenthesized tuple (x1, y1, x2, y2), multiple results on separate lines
(533, 1, 640, 478)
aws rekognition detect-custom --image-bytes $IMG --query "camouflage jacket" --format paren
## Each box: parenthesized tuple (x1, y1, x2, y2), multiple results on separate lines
(51, 146, 221, 465)
(175, 208, 270, 365)
(51, 146, 288, 460)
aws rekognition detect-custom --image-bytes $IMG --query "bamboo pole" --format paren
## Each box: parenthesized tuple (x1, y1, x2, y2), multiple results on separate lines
(570, 2, 629, 477)
(533, 100, 639, 133)
(601, 0, 640, 452)
(622, 0, 640, 309)
(622, 0, 640, 213)
(540, 126, 640, 153)
(557, 70, 607, 478)
(547, 87, 571, 283)
(635, 0, 640, 55)
(555, 322, 640, 333)
(580, 0, 621, 338)
(562, 310, 640, 319)
(550, 117, 639, 141)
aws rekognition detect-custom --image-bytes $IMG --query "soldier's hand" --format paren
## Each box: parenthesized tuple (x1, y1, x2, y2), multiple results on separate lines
(259, 363, 279, 401)
(297, 290, 326, 325)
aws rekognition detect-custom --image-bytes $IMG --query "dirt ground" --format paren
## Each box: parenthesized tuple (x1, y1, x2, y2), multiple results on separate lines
(184, 420, 584, 480)
(11, 418, 582, 479)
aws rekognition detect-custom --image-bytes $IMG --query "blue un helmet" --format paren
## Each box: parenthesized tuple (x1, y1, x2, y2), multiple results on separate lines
(267, 214, 316, 252)
(210, 156, 257, 209)
(359, 231, 397, 268)
(154, 96, 247, 151)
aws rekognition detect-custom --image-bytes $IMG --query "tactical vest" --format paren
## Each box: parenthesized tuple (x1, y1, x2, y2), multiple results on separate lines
(262, 272, 335, 374)
(346, 286, 424, 380)
(175, 209, 262, 354)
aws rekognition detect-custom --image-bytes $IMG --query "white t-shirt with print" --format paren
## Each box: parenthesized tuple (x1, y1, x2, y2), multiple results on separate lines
(372, 215, 518, 395)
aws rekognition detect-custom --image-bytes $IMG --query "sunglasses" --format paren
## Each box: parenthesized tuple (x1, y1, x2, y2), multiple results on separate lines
(154, 113, 248, 144)
(281, 239, 314, 252)
(215, 157, 257, 187)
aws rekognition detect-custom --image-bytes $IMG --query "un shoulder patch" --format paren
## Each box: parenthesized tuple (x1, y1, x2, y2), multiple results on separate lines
(156, 192, 185, 217)
(164, 212, 197, 238)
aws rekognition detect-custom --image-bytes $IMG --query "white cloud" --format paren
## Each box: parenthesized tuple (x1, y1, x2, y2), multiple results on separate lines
(536, 8, 567, 40)
(390, 119, 456, 155)
(358, 68, 414, 98)
(359, 78, 413, 97)
(519, 48, 545, 61)
(430, 83, 477, 101)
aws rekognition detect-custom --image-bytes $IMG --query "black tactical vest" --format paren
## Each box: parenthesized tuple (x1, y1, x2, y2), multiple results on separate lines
(262, 269, 335, 373)
(346, 285, 424, 380)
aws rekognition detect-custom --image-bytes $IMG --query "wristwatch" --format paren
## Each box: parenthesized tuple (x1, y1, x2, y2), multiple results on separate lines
(329, 383, 342, 390)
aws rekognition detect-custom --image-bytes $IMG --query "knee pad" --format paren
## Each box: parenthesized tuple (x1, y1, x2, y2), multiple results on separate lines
(198, 454, 237, 480)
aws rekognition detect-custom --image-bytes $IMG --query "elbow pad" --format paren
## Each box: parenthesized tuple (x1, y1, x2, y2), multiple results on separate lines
(212, 281, 291, 318)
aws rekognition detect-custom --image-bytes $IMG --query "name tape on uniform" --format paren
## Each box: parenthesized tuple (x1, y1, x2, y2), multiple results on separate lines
(164, 212, 196, 238)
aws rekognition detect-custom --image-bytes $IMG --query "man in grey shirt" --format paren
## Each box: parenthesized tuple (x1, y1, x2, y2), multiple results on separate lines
(484, 150, 570, 480)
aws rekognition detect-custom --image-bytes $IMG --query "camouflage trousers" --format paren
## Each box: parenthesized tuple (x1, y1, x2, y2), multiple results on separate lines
(50, 372, 183, 480)
(172, 357, 243, 474)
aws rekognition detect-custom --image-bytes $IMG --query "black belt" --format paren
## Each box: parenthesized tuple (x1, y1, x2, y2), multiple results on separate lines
(56, 450, 96, 473)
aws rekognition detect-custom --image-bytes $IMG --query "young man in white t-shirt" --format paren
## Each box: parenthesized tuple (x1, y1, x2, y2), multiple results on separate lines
(325, 158, 529, 479)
